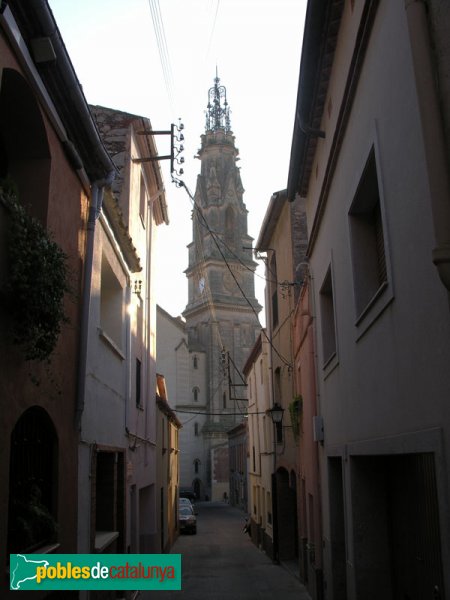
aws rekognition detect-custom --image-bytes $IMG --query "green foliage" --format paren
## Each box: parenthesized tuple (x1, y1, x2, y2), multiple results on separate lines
(0, 183, 71, 361)
(289, 395, 303, 441)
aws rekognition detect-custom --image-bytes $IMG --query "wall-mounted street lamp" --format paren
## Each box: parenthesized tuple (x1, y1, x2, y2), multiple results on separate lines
(268, 402, 284, 424)
(268, 401, 284, 566)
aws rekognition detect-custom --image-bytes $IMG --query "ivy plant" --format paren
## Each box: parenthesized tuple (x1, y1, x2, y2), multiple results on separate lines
(0, 182, 71, 362)
(289, 395, 303, 441)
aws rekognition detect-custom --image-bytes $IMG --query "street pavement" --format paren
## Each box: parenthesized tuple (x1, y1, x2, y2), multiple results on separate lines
(140, 501, 311, 600)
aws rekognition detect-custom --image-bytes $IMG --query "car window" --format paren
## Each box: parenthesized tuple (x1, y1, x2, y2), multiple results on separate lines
(179, 506, 193, 516)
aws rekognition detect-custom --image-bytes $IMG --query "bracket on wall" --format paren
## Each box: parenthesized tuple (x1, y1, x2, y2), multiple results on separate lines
(133, 120, 185, 178)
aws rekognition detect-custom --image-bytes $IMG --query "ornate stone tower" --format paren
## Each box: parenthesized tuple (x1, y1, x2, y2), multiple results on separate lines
(183, 74, 261, 500)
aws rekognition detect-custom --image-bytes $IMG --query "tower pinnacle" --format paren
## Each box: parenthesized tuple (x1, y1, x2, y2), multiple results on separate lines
(205, 71, 231, 133)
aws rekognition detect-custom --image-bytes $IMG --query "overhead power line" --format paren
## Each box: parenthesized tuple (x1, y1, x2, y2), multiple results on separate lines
(148, 0, 176, 114)
(205, 0, 221, 63)
(175, 409, 267, 417)
(175, 178, 293, 370)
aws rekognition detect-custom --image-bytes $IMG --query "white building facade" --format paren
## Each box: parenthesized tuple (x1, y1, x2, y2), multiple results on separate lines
(156, 306, 208, 500)
(77, 107, 168, 562)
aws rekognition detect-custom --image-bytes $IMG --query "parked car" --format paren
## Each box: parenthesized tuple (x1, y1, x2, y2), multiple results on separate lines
(179, 496, 198, 515)
(179, 505, 197, 534)
(179, 497, 193, 508)
(178, 498, 194, 510)
(179, 489, 197, 503)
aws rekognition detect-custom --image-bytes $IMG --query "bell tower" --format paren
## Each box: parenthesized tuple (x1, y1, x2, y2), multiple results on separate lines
(183, 73, 261, 499)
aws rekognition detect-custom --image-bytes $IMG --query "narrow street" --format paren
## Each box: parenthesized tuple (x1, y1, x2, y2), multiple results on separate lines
(142, 502, 311, 600)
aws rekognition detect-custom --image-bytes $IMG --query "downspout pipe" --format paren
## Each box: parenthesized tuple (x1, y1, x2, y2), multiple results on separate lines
(76, 171, 115, 430)
(405, 0, 450, 291)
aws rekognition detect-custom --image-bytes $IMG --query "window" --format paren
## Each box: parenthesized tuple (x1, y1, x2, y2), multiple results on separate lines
(223, 392, 226, 409)
(194, 422, 199, 436)
(349, 149, 388, 318)
(275, 421, 283, 444)
(100, 254, 123, 350)
(193, 387, 199, 402)
(225, 206, 236, 249)
(319, 267, 337, 365)
(136, 304, 143, 406)
(270, 254, 279, 328)
(194, 459, 200, 474)
(193, 355, 198, 369)
(139, 173, 147, 224)
(274, 367, 283, 443)
(8, 407, 58, 554)
(94, 450, 125, 553)
(267, 491, 272, 525)
(136, 358, 142, 407)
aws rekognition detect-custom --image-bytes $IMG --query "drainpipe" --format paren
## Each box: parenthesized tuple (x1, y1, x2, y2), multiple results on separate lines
(76, 172, 115, 430)
(405, 0, 450, 291)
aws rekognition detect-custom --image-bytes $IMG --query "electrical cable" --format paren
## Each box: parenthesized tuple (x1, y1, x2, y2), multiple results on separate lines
(179, 180, 293, 369)
(148, 0, 176, 114)
(205, 0, 220, 63)
(194, 215, 298, 289)
(175, 409, 267, 416)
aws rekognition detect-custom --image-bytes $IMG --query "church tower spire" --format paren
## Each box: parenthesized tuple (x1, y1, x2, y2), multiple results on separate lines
(181, 74, 261, 501)
(205, 70, 231, 133)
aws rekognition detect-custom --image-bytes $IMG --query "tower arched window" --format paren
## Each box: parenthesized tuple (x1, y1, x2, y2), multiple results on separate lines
(194, 459, 201, 474)
(223, 392, 227, 409)
(193, 387, 199, 402)
(193, 355, 198, 369)
(225, 206, 236, 248)
(194, 422, 199, 436)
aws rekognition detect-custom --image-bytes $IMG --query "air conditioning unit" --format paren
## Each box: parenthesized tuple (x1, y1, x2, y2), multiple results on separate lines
(313, 415, 324, 442)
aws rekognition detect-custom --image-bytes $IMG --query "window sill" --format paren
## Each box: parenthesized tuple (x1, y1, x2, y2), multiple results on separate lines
(355, 281, 394, 341)
(322, 351, 339, 379)
(32, 542, 61, 554)
(95, 530, 119, 553)
(98, 328, 125, 360)
(355, 281, 388, 326)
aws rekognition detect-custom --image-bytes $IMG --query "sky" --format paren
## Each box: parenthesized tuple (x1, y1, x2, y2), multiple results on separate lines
(49, 0, 307, 320)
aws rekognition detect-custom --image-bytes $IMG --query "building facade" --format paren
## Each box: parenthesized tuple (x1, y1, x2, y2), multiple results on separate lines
(292, 279, 323, 599)
(243, 332, 275, 557)
(156, 374, 181, 553)
(77, 106, 168, 569)
(156, 305, 208, 500)
(0, 2, 114, 596)
(228, 421, 248, 510)
(254, 190, 308, 566)
(287, 1, 450, 598)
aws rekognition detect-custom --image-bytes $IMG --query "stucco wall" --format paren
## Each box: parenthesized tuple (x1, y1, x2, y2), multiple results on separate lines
(304, 1, 450, 596)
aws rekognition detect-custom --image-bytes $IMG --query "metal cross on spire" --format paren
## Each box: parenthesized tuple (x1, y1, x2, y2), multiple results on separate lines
(205, 69, 231, 133)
